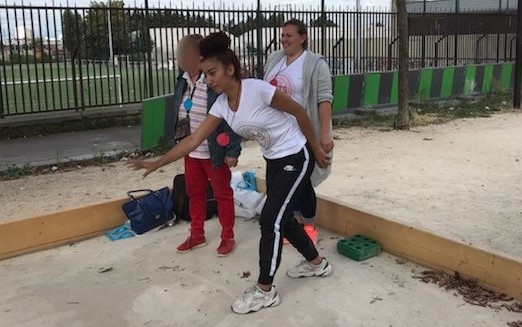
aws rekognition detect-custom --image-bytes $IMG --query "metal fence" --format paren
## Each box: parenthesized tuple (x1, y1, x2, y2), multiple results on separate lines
(0, 3, 516, 117)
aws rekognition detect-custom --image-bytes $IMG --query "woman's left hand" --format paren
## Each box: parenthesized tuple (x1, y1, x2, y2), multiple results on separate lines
(313, 145, 330, 169)
(321, 133, 334, 154)
(127, 159, 159, 178)
(224, 157, 238, 168)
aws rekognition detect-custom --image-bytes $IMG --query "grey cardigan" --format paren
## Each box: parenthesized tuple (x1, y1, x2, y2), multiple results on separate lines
(264, 50, 334, 187)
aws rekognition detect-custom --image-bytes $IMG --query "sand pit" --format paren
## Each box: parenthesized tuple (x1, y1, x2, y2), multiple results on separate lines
(1, 219, 521, 326)
(1, 112, 522, 326)
(1, 112, 520, 259)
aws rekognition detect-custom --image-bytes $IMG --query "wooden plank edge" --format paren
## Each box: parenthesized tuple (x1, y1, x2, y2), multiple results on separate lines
(315, 194, 522, 301)
(0, 197, 128, 260)
(256, 177, 522, 300)
(1, 178, 520, 301)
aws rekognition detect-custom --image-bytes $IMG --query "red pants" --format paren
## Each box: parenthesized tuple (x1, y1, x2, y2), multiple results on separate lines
(184, 156, 235, 240)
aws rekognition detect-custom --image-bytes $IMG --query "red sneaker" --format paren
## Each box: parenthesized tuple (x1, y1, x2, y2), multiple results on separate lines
(217, 239, 235, 257)
(304, 225, 318, 246)
(176, 236, 207, 253)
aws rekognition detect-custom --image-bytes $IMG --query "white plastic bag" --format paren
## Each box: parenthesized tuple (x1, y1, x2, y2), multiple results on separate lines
(234, 205, 256, 219)
(234, 189, 264, 211)
(255, 194, 267, 216)
(230, 171, 244, 191)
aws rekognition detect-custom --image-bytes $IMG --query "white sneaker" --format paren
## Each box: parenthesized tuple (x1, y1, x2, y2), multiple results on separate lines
(231, 285, 281, 314)
(287, 258, 333, 278)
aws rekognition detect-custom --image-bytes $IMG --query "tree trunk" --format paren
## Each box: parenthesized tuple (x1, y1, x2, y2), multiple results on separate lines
(396, 0, 410, 130)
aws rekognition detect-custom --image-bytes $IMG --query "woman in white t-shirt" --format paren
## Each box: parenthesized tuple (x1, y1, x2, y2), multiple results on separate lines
(128, 32, 333, 315)
(264, 19, 334, 245)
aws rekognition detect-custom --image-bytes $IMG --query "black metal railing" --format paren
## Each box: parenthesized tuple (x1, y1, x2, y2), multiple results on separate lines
(0, 3, 516, 117)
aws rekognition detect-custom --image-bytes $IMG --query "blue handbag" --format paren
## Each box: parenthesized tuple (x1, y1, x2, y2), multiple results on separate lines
(121, 187, 174, 235)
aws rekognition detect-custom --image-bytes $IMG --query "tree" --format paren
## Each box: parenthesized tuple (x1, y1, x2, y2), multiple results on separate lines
(310, 14, 337, 27)
(62, 9, 84, 58)
(396, 0, 410, 130)
(84, 1, 130, 60)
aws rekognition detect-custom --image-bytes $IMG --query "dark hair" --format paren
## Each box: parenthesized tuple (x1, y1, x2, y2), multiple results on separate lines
(199, 32, 241, 80)
(283, 18, 308, 49)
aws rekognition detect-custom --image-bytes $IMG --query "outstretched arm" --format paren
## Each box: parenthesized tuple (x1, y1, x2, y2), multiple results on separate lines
(269, 90, 329, 168)
(128, 115, 223, 177)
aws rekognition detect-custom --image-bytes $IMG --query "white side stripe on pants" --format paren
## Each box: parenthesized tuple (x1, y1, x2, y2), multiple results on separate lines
(269, 146, 311, 277)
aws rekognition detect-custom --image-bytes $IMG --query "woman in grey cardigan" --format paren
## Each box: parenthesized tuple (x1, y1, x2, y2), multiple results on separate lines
(264, 19, 334, 244)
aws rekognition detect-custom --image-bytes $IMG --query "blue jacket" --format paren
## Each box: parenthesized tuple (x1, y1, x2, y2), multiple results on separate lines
(165, 74, 242, 169)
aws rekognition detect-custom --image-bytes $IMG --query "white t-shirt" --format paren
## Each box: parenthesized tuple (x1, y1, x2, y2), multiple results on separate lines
(264, 51, 307, 106)
(209, 79, 306, 160)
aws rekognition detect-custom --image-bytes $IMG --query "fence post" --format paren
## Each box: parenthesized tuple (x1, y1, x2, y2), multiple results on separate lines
(0, 72, 4, 118)
(145, 0, 154, 98)
(255, 0, 263, 78)
(513, 0, 522, 108)
(421, 0, 426, 67)
(321, 0, 326, 56)
(74, 9, 85, 111)
(454, 0, 459, 66)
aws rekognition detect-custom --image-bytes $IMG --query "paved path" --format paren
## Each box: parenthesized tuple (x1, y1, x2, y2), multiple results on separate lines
(0, 126, 141, 170)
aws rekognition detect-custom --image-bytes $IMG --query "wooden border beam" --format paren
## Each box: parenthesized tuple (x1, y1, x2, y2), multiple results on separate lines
(1, 179, 520, 301)
(0, 199, 127, 261)
(315, 194, 522, 300)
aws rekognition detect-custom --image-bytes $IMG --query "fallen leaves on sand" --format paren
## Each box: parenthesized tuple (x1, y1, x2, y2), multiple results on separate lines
(413, 270, 520, 310)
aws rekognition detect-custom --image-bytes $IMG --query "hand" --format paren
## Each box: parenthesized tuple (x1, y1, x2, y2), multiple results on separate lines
(224, 156, 238, 168)
(321, 132, 334, 154)
(312, 145, 330, 169)
(127, 159, 159, 178)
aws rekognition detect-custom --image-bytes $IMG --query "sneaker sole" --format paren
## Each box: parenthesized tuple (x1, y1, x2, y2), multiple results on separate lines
(287, 261, 333, 278)
(176, 242, 208, 253)
(231, 294, 281, 314)
(217, 245, 235, 257)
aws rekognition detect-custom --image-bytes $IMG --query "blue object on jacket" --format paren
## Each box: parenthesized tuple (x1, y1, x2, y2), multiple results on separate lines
(165, 74, 242, 169)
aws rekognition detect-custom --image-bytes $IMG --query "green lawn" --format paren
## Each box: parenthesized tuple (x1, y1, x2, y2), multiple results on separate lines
(1, 62, 176, 115)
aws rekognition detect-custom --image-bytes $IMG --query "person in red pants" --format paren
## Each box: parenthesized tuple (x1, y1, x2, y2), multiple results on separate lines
(172, 35, 241, 256)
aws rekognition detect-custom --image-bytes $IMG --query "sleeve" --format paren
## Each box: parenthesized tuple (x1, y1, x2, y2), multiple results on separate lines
(208, 98, 224, 119)
(258, 80, 277, 106)
(316, 59, 333, 104)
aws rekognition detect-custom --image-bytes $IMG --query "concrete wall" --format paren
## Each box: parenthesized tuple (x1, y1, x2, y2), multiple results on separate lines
(141, 62, 515, 149)
(332, 62, 514, 114)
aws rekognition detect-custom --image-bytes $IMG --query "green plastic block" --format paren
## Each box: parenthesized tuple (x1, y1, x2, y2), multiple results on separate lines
(337, 235, 381, 261)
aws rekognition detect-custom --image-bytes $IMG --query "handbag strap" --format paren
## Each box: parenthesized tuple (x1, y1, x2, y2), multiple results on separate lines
(127, 189, 154, 201)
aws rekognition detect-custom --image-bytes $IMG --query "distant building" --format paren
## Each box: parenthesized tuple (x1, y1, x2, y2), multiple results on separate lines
(404, 0, 516, 13)
(15, 26, 33, 42)
(43, 37, 64, 60)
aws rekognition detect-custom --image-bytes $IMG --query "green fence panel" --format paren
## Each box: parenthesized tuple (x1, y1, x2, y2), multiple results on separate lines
(418, 68, 434, 100)
(332, 75, 350, 113)
(463, 65, 477, 96)
(501, 63, 513, 90)
(390, 71, 399, 104)
(482, 64, 494, 93)
(362, 73, 381, 107)
(440, 67, 455, 98)
(141, 96, 167, 150)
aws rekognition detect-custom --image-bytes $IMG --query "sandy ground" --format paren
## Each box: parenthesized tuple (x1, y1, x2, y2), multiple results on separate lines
(1, 112, 521, 259)
(1, 219, 521, 327)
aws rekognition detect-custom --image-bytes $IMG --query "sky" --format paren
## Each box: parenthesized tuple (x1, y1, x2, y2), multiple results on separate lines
(0, 0, 391, 40)
(5, 0, 390, 9)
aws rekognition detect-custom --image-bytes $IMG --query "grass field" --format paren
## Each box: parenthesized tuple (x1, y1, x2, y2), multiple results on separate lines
(0, 61, 177, 116)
